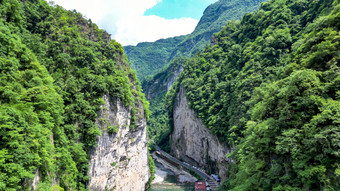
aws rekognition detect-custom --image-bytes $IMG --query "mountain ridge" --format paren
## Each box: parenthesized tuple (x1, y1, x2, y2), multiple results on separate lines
(125, 0, 267, 81)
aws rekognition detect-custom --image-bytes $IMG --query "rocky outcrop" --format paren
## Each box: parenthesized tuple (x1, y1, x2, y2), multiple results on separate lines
(170, 86, 232, 180)
(167, 65, 183, 92)
(88, 95, 150, 191)
(25, 170, 40, 191)
(143, 62, 183, 100)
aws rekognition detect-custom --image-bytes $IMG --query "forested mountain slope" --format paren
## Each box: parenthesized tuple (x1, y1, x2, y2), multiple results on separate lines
(125, 0, 266, 81)
(170, 0, 267, 60)
(0, 0, 149, 190)
(140, 0, 267, 151)
(124, 36, 185, 81)
(166, 0, 340, 189)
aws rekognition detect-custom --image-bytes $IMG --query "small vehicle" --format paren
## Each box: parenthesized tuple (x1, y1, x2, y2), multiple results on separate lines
(211, 174, 220, 182)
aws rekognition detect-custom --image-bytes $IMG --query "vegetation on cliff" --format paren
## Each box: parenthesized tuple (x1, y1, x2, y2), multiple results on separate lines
(0, 0, 148, 190)
(167, 0, 340, 189)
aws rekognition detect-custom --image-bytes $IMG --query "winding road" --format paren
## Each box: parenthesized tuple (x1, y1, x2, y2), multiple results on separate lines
(154, 146, 220, 191)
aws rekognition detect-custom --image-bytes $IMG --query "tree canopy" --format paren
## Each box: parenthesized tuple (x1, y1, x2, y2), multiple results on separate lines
(166, 0, 340, 189)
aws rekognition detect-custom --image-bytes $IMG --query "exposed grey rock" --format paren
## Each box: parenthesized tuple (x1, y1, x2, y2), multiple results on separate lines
(29, 170, 40, 191)
(167, 65, 183, 92)
(88, 95, 150, 191)
(170, 86, 232, 180)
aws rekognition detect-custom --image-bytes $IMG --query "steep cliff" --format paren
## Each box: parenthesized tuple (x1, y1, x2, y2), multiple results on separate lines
(170, 86, 231, 179)
(88, 95, 149, 191)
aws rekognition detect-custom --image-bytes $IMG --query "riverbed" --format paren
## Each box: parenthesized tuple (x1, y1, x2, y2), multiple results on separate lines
(150, 153, 197, 191)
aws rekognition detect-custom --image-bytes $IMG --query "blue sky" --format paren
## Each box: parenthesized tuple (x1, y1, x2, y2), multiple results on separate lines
(50, 0, 218, 45)
(145, 0, 218, 19)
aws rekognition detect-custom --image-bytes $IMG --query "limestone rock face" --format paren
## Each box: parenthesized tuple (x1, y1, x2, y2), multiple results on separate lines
(88, 95, 150, 191)
(167, 65, 183, 92)
(170, 86, 232, 179)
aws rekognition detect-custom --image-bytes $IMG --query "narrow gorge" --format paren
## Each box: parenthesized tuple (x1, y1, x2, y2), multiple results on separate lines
(1, 0, 339, 190)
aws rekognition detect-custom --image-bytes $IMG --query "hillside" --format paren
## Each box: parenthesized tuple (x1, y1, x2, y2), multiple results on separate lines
(0, 0, 149, 190)
(125, 0, 266, 81)
(166, 0, 340, 189)
(170, 0, 268, 59)
(124, 36, 185, 81)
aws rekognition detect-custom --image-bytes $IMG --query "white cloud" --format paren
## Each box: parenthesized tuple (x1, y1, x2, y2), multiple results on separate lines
(50, 0, 198, 45)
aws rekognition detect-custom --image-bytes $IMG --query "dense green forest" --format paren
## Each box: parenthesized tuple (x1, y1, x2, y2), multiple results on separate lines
(124, 36, 185, 81)
(125, 0, 266, 82)
(0, 0, 148, 190)
(166, 0, 340, 189)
